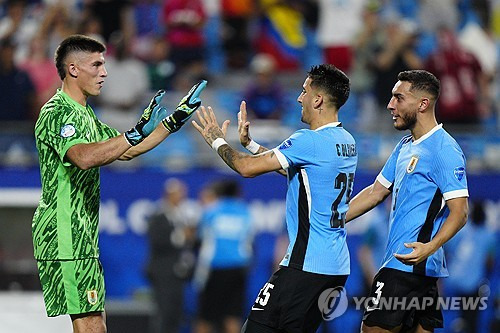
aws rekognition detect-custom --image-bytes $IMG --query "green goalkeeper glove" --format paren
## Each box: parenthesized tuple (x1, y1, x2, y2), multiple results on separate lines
(162, 80, 207, 133)
(124, 90, 168, 146)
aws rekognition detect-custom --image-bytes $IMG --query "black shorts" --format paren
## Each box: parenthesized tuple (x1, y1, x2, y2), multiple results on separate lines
(198, 267, 247, 323)
(362, 268, 443, 331)
(248, 266, 348, 333)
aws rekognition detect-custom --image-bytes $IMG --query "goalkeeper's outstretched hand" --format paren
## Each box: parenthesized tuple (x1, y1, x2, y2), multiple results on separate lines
(124, 90, 168, 146)
(162, 80, 207, 133)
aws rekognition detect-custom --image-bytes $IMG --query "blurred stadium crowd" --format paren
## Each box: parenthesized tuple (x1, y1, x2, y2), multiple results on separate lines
(0, 0, 498, 171)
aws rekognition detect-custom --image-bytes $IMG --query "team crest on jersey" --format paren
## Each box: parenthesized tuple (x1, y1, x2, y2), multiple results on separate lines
(60, 124, 76, 138)
(454, 167, 465, 181)
(406, 155, 419, 173)
(87, 290, 98, 305)
(279, 139, 292, 150)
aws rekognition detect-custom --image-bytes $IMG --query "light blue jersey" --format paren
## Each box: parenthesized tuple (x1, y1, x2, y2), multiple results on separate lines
(198, 198, 253, 269)
(377, 124, 468, 277)
(272, 122, 357, 275)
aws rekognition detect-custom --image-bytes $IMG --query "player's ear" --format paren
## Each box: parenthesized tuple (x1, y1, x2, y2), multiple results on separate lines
(68, 63, 78, 78)
(313, 94, 323, 109)
(418, 98, 430, 112)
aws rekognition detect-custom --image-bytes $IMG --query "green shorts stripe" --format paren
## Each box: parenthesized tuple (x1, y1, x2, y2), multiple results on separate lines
(37, 258, 105, 317)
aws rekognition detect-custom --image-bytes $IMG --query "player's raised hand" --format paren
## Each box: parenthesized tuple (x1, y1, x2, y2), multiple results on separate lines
(124, 90, 167, 146)
(162, 80, 207, 133)
(237, 101, 252, 147)
(192, 106, 230, 147)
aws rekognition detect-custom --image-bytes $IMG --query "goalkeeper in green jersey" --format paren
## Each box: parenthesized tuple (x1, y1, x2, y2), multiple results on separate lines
(32, 34, 206, 332)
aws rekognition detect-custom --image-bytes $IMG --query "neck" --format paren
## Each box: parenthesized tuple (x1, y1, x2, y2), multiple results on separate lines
(309, 109, 339, 130)
(410, 112, 438, 141)
(61, 81, 87, 107)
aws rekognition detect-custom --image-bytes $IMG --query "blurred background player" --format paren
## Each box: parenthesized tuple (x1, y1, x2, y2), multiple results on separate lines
(146, 178, 200, 333)
(194, 179, 253, 333)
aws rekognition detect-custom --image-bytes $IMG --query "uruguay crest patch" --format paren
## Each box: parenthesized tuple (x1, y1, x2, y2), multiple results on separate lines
(406, 155, 419, 173)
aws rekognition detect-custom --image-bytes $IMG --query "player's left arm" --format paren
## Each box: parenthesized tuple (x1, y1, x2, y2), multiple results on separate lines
(192, 106, 283, 177)
(395, 197, 468, 265)
(120, 80, 207, 160)
(119, 124, 170, 160)
(237, 101, 287, 177)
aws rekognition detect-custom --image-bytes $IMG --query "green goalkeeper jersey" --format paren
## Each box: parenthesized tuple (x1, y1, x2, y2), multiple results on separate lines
(32, 89, 120, 260)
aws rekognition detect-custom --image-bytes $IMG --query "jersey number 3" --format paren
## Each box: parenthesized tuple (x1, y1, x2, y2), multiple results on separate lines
(330, 173, 354, 228)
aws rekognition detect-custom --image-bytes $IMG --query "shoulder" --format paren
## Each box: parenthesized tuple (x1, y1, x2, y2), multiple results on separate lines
(400, 134, 413, 146)
(432, 129, 465, 156)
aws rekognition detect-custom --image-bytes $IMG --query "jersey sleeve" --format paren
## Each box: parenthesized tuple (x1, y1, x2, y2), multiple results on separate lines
(431, 144, 469, 200)
(36, 108, 90, 166)
(271, 130, 315, 170)
(376, 137, 407, 189)
(96, 118, 120, 141)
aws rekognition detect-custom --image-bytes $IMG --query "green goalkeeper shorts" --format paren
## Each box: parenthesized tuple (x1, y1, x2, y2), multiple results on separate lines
(36, 258, 105, 317)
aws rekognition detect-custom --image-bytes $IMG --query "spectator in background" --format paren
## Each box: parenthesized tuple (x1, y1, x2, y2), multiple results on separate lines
(316, 0, 364, 73)
(350, 0, 384, 131)
(243, 53, 285, 121)
(445, 201, 495, 333)
(0, 0, 38, 65)
(372, 17, 423, 120)
(162, 0, 207, 82)
(38, 2, 76, 62)
(146, 36, 176, 91)
(130, 0, 164, 60)
(221, 0, 254, 69)
(195, 180, 253, 333)
(146, 178, 200, 333)
(96, 32, 150, 132)
(82, 0, 135, 43)
(19, 35, 60, 111)
(77, 16, 105, 45)
(425, 27, 490, 127)
(0, 38, 36, 121)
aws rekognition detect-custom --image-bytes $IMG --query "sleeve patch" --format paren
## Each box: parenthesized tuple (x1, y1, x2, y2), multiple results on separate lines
(60, 124, 76, 138)
(453, 167, 465, 181)
(278, 139, 292, 150)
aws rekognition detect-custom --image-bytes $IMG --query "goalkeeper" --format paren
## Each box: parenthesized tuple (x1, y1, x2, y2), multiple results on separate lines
(32, 34, 206, 333)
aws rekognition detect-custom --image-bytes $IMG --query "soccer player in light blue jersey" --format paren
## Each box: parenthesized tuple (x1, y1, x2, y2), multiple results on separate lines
(193, 64, 357, 333)
(346, 70, 469, 333)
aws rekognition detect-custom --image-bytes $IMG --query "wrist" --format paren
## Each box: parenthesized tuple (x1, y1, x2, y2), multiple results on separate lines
(212, 138, 227, 152)
(245, 139, 260, 154)
(124, 128, 143, 146)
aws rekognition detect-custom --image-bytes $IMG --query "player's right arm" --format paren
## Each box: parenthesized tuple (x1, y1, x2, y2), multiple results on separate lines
(345, 180, 391, 223)
(237, 101, 287, 177)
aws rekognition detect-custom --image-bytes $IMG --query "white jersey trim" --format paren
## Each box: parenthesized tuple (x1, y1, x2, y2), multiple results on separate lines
(413, 124, 443, 145)
(376, 173, 392, 189)
(443, 189, 469, 201)
(272, 148, 289, 169)
(300, 169, 312, 219)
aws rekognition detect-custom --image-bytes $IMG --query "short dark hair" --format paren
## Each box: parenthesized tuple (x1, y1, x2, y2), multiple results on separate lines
(397, 70, 440, 100)
(54, 34, 106, 80)
(307, 64, 350, 109)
